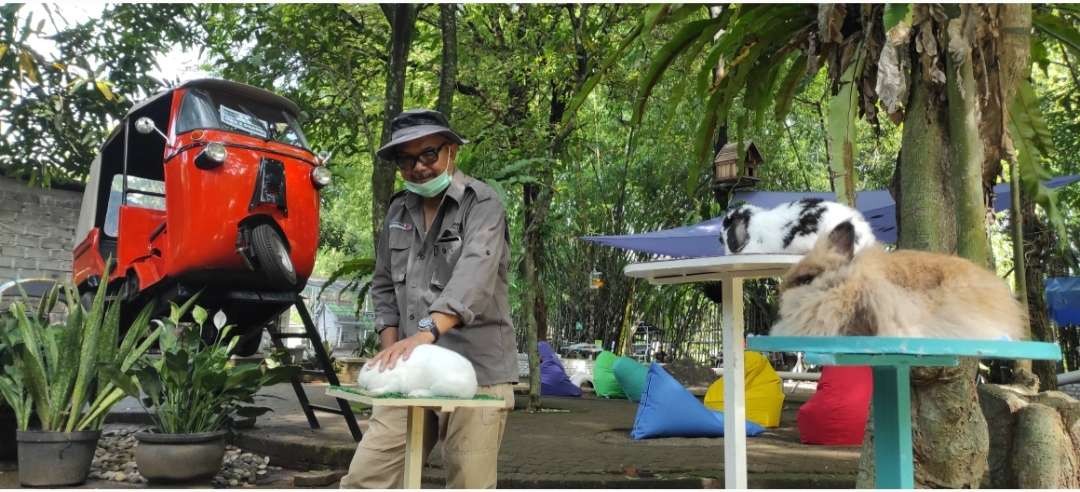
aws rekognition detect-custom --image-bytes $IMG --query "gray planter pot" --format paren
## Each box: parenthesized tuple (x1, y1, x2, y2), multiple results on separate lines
(16, 429, 101, 486)
(134, 430, 226, 484)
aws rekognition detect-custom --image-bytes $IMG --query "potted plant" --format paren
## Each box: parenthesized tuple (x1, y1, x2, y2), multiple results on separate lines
(0, 279, 159, 486)
(0, 323, 16, 461)
(113, 300, 295, 484)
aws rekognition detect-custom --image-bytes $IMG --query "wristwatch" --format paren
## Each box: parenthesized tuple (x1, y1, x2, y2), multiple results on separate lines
(417, 316, 440, 343)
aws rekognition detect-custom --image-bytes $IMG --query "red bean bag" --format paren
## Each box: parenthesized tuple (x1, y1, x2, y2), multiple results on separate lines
(797, 366, 872, 445)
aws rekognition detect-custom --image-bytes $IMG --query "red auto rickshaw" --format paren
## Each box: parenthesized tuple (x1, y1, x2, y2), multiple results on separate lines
(72, 79, 331, 355)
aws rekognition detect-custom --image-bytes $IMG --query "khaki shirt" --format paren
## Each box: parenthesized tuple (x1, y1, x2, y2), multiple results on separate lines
(371, 170, 518, 386)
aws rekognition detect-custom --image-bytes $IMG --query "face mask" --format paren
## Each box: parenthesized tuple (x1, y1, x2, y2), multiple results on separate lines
(404, 170, 452, 198)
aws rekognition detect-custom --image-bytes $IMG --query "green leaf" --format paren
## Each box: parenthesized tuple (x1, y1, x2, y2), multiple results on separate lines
(687, 88, 727, 196)
(774, 52, 809, 122)
(192, 304, 208, 327)
(321, 258, 375, 300)
(134, 366, 162, 405)
(825, 52, 863, 206)
(100, 366, 139, 398)
(883, 4, 912, 32)
(634, 17, 726, 127)
(643, 4, 670, 31)
(94, 80, 116, 101)
(1007, 79, 1068, 244)
(18, 51, 39, 84)
(1034, 12, 1080, 56)
(559, 22, 643, 132)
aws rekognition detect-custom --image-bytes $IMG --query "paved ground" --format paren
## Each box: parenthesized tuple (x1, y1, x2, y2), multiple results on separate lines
(1, 382, 860, 488)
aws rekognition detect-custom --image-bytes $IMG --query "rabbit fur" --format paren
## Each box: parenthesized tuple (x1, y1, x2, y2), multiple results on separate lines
(771, 221, 1027, 340)
(721, 198, 876, 255)
(357, 344, 479, 399)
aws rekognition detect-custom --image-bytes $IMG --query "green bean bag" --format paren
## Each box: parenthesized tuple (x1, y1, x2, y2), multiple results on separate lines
(592, 351, 626, 398)
(613, 356, 649, 402)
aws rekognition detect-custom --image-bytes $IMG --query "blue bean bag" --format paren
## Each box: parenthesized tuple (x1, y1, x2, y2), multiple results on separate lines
(613, 356, 649, 402)
(538, 341, 582, 397)
(631, 363, 765, 440)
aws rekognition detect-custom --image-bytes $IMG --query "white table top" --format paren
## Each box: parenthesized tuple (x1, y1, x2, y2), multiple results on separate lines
(623, 254, 803, 285)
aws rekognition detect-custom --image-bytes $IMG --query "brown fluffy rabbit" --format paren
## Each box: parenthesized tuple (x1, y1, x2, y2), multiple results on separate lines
(770, 221, 1027, 340)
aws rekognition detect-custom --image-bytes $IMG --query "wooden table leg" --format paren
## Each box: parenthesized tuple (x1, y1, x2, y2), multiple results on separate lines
(402, 406, 426, 489)
(721, 276, 747, 489)
(872, 365, 914, 488)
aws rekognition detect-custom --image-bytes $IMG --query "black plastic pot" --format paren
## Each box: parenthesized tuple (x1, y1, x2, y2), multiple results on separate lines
(134, 430, 226, 483)
(0, 405, 16, 460)
(16, 429, 101, 486)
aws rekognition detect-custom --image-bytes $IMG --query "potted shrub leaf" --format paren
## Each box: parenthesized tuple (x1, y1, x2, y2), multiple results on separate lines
(0, 316, 16, 461)
(112, 299, 296, 484)
(0, 279, 159, 486)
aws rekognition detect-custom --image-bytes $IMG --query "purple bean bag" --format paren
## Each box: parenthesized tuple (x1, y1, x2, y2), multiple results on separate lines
(538, 341, 583, 397)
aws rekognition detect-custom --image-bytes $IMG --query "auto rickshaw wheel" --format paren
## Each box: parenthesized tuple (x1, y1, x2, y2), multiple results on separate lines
(231, 327, 265, 357)
(250, 223, 298, 289)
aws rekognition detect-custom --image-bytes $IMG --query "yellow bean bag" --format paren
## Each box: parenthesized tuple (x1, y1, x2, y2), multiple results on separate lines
(704, 351, 784, 428)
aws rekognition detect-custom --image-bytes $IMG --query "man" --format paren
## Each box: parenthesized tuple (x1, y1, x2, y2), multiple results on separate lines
(340, 109, 518, 489)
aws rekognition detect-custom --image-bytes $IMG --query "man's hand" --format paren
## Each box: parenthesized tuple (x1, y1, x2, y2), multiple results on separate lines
(367, 332, 437, 372)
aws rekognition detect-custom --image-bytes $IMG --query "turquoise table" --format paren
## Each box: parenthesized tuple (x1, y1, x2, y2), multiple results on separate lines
(747, 336, 1062, 488)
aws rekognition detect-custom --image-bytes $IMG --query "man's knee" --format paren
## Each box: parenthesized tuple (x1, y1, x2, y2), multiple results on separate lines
(340, 446, 405, 489)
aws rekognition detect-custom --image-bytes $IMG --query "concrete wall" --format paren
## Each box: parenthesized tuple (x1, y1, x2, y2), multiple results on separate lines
(0, 177, 82, 285)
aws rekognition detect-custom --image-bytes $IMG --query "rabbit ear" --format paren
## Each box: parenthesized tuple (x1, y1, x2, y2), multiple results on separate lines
(827, 221, 856, 259)
(723, 206, 752, 253)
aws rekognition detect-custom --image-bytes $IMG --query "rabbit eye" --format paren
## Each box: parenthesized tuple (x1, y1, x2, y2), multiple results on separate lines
(792, 274, 816, 286)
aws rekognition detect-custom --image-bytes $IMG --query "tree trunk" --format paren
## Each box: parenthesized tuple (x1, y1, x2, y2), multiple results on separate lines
(1022, 197, 1059, 390)
(521, 187, 545, 413)
(859, 35, 988, 488)
(372, 4, 418, 240)
(897, 58, 955, 254)
(437, 4, 458, 120)
(946, 6, 989, 266)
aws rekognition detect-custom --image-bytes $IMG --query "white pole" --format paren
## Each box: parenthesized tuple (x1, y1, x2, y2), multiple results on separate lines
(721, 275, 747, 488)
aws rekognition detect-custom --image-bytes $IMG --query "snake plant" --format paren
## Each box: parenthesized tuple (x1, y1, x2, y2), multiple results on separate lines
(0, 272, 159, 432)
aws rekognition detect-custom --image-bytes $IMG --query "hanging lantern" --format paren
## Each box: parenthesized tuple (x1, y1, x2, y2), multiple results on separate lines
(589, 269, 605, 289)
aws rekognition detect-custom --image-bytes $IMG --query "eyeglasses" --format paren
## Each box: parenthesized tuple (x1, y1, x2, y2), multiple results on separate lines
(394, 143, 448, 170)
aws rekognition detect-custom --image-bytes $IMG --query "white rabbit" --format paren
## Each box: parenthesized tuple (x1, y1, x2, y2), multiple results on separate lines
(721, 198, 876, 255)
(357, 344, 479, 399)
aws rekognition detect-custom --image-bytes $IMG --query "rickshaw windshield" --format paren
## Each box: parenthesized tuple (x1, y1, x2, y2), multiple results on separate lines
(175, 89, 309, 149)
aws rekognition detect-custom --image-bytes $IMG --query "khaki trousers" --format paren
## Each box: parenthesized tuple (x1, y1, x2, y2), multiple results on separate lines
(339, 383, 515, 489)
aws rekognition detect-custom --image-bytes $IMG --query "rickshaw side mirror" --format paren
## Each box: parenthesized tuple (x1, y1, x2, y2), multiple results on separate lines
(134, 117, 172, 146)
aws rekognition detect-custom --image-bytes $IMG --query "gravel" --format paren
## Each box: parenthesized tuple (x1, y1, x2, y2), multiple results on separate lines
(90, 427, 283, 488)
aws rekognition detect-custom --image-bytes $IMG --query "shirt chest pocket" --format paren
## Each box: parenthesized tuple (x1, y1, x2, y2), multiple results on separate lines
(389, 229, 412, 284)
(431, 226, 464, 290)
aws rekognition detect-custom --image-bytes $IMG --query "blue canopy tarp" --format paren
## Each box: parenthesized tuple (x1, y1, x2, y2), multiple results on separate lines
(581, 175, 1080, 259)
(1046, 277, 1080, 326)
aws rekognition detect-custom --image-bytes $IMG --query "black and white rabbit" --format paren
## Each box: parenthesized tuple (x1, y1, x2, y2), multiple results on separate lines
(720, 198, 876, 255)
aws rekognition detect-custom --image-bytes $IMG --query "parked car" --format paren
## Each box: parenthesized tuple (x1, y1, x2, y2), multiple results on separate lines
(71, 79, 331, 355)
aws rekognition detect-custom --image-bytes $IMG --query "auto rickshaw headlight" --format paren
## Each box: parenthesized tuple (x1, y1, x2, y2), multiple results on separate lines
(195, 142, 228, 169)
(311, 166, 332, 188)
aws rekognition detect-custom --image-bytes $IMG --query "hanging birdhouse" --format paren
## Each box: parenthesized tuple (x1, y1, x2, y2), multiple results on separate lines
(712, 141, 764, 192)
(589, 269, 605, 289)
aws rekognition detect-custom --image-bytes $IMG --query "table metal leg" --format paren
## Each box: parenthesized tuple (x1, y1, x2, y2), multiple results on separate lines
(721, 276, 747, 489)
(403, 406, 426, 489)
(872, 365, 914, 488)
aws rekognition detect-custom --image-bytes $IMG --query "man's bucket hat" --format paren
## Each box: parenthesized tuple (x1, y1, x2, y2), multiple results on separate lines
(376, 109, 468, 160)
